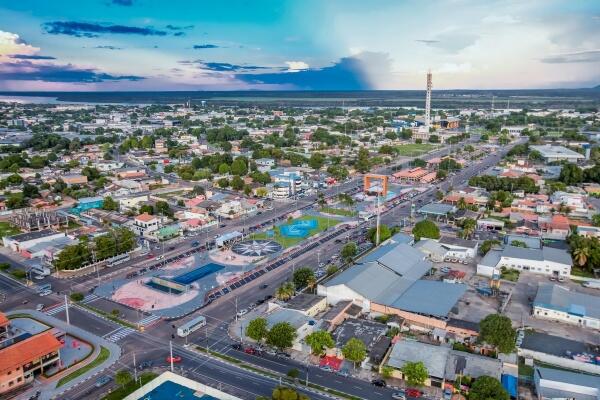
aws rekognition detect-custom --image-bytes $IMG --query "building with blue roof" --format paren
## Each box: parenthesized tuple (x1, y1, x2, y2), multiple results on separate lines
(534, 366, 600, 400)
(533, 283, 600, 330)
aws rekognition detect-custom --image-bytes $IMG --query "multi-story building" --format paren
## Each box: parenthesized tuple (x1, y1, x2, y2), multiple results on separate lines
(132, 213, 160, 237)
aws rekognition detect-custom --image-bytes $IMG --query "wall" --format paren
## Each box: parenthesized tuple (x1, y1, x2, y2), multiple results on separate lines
(371, 303, 447, 330)
(519, 348, 600, 375)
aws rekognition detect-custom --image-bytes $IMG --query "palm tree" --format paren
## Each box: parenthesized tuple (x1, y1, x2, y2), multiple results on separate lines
(457, 197, 467, 210)
(275, 282, 295, 301)
(573, 246, 590, 267)
(306, 275, 317, 293)
(461, 218, 476, 239)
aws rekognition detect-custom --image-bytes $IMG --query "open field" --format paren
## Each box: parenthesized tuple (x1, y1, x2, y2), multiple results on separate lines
(396, 143, 437, 156)
(251, 215, 339, 248)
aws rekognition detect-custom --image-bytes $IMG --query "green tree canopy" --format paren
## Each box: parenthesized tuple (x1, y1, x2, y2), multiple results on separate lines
(341, 242, 358, 261)
(271, 386, 309, 400)
(479, 314, 516, 354)
(468, 376, 509, 400)
(342, 338, 367, 368)
(266, 322, 297, 350)
(400, 361, 429, 387)
(367, 224, 393, 244)
(246, 318, 269, 342)
(412, 220, 440, 240)
(115, 369, 133, 388)
(293, 267, 316, 290)
(304, 330, 335, 355)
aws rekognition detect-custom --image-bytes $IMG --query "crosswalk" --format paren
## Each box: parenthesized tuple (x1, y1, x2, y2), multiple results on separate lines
(45, 304, 66, 315)
(104, 326, 137, 342)
(81, 293, 99, 304)
(138, 314, 161, 327)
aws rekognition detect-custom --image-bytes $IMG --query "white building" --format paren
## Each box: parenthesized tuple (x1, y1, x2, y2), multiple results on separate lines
(501, 124, 535, 137)
(477, 246, 572, 278)
(533, 283, 600, 330)
(530, 145, 585, 163)
(534, 366, 600, 400)
(132, 213, 160, 237)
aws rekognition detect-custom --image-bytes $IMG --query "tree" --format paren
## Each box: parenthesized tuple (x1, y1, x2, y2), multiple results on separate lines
(275, 282, 295, 301)
(266, 322, 297, 350)
(341, 242, 358, 262)
(468, 376, 509, 400)
(480, 239, 501, 255)
(457, 197, 467, 210)
(479, 314, 516, 354)
(400, 361, 428, 387)
(355, 147, 370, 173)
(412, 220, 440, 240)
(271, 387, 309, 400)
(293, 267, 316, 289)
(246, 318, 269, 342)
(308, 153, 326, 170)
(342, 338, 367, 368)
(155, 201, 172, 216)
(102, 196, 119, 211)
(592, 214, 600, 227)
(573, 246, 590, 267)
(70, 292, 84, 302)
(460, 218, 477, 239)
(230, 158, 248, 176)
(558, 163, 583, 185)
(367, 224, 393, 244)
(139, 204, 154, 215)
(305, 330, 335, 355)
(115, 369, 132, 388)
(231, 175, 245, 190)
(510, 240, 528, 248)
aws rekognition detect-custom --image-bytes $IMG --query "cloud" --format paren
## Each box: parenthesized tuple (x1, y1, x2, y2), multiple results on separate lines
(9, 54, 56, 60)
(435, 63, 473, 74)
(0, 60, 144, 82)
(415, 39, 440, 44)
(193, 44, 220, 49)
(0, 31, 39, 58)
(235, 53, 373, 90)
(112, 0, 134, 6)
(166, 25, 194, 31)
(540, 50, 600, 64)
(42, 21, 168, 37)
(481, 15, 519, 24)
(180, 60, 268, 72)
(94, 45, 123, 50)
(285, 61, 309, 71)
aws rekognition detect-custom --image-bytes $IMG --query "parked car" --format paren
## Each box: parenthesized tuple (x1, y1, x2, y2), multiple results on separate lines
(276, 351, 291, 358)
(244, 347, 256, 355)
(440, 266, 450, 273)
(155, 255, 164, 261)
(236, 309, 248, 318)
(370, 379, 386, 387)
(35, 304, 44, 311)
(391, 391, 406, 400)
(259, 284, 268, 289)
(405, 388, 423, 397)
(443, 388, 453, 399)
(336, 368, 349, 377)
(94, 376, 112, 388)
(319, 365, 333, 372)
(231, 343, 243, 351)
(39, 290, 52, 296)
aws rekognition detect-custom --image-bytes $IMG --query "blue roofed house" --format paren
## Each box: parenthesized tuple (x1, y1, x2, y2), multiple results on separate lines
(533, 283, 600, 330)
(534, 366, 600, 400)
(317, 239, 468, 332)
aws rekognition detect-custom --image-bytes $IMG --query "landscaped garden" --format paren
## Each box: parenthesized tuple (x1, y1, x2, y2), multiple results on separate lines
(251, 215, 339, 248)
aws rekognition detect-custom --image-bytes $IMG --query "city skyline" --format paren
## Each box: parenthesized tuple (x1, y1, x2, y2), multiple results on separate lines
(0, 0, 599, 91)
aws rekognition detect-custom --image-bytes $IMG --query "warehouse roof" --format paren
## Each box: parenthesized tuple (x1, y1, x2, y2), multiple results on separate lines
(534, 283, 600, 319)
(389, 281, 467, 317)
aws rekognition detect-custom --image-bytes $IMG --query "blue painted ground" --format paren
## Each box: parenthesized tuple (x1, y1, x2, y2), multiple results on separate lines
(172, 263, 225, 285)
(143, 380, 218, 399)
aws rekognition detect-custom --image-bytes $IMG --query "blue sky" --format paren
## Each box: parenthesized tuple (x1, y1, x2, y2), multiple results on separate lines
(0, 0, 598, 91)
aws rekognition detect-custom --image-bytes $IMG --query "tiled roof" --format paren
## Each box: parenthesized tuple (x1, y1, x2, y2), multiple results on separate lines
(0, 331, 62, 374)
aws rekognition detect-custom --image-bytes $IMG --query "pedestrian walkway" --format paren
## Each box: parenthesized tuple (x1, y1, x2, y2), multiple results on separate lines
(103, 326, 137, 342)
(81, 293, 99, 304)
(138, 314, 161, 327)
(45, 304, 66, 316)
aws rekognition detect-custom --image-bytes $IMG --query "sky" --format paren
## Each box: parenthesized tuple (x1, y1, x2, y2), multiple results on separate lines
(0, 0, 599, 91)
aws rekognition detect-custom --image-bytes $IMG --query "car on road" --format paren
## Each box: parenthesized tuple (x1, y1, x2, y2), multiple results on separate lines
(155, 255, 164, 261)
(319, 365, 333, 372)
(259, 284, 268, 289)
(405, 388, 423, 397)
(370, 379, 386, 387)
(34, 275, 45, 280)
(168, 246, 175, 251)
(236, 309, 248, 318)
(276, 351, 291, 358)
(95, 376, 112, 388)
(391, 391, 406, 400)
(166, 356, 182, 363)
(336, 368, 349, 377)
(264, 348, 277, 356)
(244, 347, 256, 355)
(39, 290, 52, 296)
(35, 304, 45, 311)
(138, 361, 153, 370)
(191, 241, 200, 247)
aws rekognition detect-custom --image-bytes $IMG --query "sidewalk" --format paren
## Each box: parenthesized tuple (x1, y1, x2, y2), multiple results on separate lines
(6, 310, 121, 400)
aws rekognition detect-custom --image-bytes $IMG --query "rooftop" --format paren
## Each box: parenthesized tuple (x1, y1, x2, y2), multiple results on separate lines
(534, 283, 600, 319)
(530, 144, 585, 159)
(6, 229, 62, 243)
(535, 366, 600, 400)
(0, 331, 62, 375)
(387, 339, 450, 379)
(285, 294, 325, 312)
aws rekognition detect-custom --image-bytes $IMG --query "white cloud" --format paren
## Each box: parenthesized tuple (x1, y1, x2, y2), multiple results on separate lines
(0, 31, 39, 59)
(482, 15, 519, 25)
(435, 63, 473, 74)
(284, 61, 309, 71)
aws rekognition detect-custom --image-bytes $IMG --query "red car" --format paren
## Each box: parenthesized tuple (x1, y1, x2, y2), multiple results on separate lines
(146, 254, 155, 259)
(244, 347, 256, 355)
(166, 356, 182, 363)
(406, 388, 423, 398)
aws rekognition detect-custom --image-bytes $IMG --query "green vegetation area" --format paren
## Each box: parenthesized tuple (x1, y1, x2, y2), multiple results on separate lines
(320, 206, 357, 217)
(518, 363, 534, 377)
(0, 221, 20, 239)
(57, 346, 110, 387)
(251, 215, 339, 248)
(500, 267, 520, 282)
(395, 143, 436, 156)
(101, 372, 158, 400)
(570, 266, 594, 278)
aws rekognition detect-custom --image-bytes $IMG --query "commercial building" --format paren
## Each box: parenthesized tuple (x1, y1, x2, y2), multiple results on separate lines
(2, 230, 67, 254)
(530, 145, 585, 163)
(534, 366, 600, 400)
(533, 283, 600, 330)
(132, 212, 160, 237)
(0, 313, 62, 395)
(477, 246, 572, 278)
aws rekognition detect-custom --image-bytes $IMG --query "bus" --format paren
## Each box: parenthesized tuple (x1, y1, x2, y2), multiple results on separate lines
(35, 283, 52, 293)
(177, 315, 206, 337)
(106, 253, 131, 267)
(30, 265, 51, 277)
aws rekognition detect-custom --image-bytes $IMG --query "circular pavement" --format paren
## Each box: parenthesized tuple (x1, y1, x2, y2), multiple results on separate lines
(231, 239, 282, 257)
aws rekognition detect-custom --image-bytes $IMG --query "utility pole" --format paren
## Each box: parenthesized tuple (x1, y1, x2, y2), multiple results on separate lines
(64, 294, 70, 325)
(169, 340, 174, 372)
(375, 193, 381, 246)
(133, 352, 138, 384)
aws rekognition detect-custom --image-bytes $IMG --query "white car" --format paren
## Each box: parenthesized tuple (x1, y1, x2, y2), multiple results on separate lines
(39, 290, 52, 296)
(36, 304, 45, 311)
(34, 275, 45, 280)
(236, 309, 248, 318)
(155, 255, 164, 261)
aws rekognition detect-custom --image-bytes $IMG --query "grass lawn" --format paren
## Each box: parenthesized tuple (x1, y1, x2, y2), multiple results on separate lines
(102, 372, 158, 400)
(0, 221, 20, 239)
(396, 143, 437, 156)
(570, 266, 594, 278)
(518, 363, 534, 377)
(320, 206, 357, 217)
(57, 346, 110, 387)
(251, 215, 339, 248)
(500, 267, 520, 282)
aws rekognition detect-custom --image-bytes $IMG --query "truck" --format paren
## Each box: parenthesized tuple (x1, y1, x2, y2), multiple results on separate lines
(582, 281, 600, 290)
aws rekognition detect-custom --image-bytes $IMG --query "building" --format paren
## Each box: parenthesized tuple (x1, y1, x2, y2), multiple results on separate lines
(533, 283, 600, 330)
(70, 196, 104, 214)
(61, 174, 88, 186)
(2, 230, 66, 254)
(123, 371, 242, 400)
(417, 203, 457, 218)
(284, 294, 327, 317)
(132, 213, 160, 237)
(9, 209, 69, 232)
(154, 139, 167, 154)
(0, 313, 62, 395)
(534, 366, 600, 400)
(477, 246, 572, 278)
(530, 145, 585, 163)
(392, 167, 430, 183)
(255, 158, 275, 172)
(501, 124, 535, 137)
(438, 237, 479, 259)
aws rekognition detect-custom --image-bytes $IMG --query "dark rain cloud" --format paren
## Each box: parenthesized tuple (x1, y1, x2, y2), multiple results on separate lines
(193, 44, 220, 49)
(235, 55, 371, 90)
(0, 61, 144, 82)
(94, 45, 123, 50)
(9, 54, 56, 60)
(166, 24, 194, 31)
(42, 21, 168, 38)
